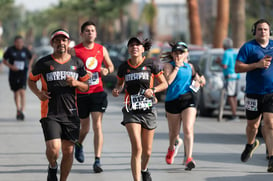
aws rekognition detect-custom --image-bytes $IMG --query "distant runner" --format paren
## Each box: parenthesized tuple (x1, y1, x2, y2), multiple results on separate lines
(3, 35, 33, 120)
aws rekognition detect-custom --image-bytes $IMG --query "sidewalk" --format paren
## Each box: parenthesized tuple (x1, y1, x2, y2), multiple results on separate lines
(0, 68, 272, 181)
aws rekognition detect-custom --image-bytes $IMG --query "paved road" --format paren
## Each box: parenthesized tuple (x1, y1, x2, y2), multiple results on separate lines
(0, 68, 272, 181)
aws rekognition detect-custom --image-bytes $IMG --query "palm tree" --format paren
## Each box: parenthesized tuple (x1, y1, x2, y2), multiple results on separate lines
(231, 0, 245, 48)
(141, 0, 158, 39)
(187, 0, 203, 45)
(213, 0, 229, 48)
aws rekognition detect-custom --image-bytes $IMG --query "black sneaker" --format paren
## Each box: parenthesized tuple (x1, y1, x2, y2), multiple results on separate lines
(74, 142, 84, 163)
(141, 169, 152, 181)
(16, 111, 24, 121)
(241, 139, 259, 162)
(47, 165, 58, 181)
(226, 115, 239, 122)
(185, 158, 196, 171)
(268, 156, 273, 172)
(93, 160, 103, 173)
(20, 111, 25, 121)
(16, 111, 21, 120)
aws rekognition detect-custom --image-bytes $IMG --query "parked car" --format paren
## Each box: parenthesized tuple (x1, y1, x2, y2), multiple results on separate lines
(189, 49, 205, 64)
(198, 48, 246, 117)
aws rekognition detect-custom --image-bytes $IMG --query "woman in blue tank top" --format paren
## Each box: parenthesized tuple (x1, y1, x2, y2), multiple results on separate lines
(163, 41, 205, 171)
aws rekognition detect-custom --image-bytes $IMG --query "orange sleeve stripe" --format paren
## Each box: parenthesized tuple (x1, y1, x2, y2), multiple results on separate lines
(41, 99, 49, 118)
(28, 73, 48, 118)
(79, 74, 90, 82)
(117, 76, 124, 80)
(29, 72, 41, 82)
(154, 71, 163, 78)
(41, 76, 48, 91)
(40, 76, 48, 118)
(150, 74, 154, 88)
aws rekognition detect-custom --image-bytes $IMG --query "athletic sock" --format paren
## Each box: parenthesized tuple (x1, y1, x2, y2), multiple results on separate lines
(95, 157, 100, 163)
(141, 168, 147, 172)
(49, 162, 58, 169)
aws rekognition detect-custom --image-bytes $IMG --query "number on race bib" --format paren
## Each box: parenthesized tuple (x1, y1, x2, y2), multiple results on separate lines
(88, 72, 99, 85)
(130, 94, 153, 110)
(14, 61, 25, 70)
(245, 97, 258, 111)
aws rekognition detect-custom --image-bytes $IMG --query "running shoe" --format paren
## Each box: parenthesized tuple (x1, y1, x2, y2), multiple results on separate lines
(20, 111, 25, 121)
(174, 138, 183, 157)
(165, 148, 175, 164)
(240, 139, 259, 162)
(16, 110, 20, 120)
(141, 169, 152, 181)
(47, 165, 58, 181)
(16, 110, 24, 121)
(74, 142, 84, 163)
(93, 160, 103, 173)
(268, 156, 273, 172)
(185, 157, 196, 171)
(226, 115, 240, 122)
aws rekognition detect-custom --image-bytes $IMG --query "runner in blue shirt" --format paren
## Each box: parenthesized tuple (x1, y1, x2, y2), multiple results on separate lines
(163, 41, 205, 171)
(217, 38, 240, 121)
(235, 19, 273, 172)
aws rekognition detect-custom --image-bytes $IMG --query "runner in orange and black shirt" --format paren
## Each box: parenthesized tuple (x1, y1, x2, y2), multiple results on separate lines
(117, 56, 161, 115)
(30, 54, 88, 122)
(112, 37, 168, 181)
(28, 29, 89, 181)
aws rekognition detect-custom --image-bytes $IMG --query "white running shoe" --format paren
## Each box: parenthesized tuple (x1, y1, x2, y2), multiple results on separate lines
(174, 138, 183, 157)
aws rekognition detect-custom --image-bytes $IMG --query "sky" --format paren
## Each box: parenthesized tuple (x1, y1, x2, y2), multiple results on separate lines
(14, 0, 184, 11)
(15, 0, 58, 11)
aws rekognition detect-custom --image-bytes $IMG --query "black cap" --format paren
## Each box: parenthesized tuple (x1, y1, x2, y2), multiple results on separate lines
(172, 42, 188, 52)
(127, 37, 144, 47)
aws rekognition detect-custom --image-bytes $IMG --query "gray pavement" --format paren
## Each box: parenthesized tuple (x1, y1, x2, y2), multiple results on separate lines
(0, 67, 272, 181)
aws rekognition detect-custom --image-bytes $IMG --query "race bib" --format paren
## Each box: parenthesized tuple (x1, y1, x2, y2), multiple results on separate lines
(88, 72, 99, 85)
(245, 97, 258, 111)
(190, 80, 200, 93)
(14, 60, 25, 70)
(130, 94, 153, 110)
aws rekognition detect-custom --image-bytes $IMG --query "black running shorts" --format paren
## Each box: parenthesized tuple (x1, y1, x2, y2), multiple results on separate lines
(165, 92, 196, 114)
(40, 117, 80, 142)
(77, 91, 108, 119)
(9, 70, 27, 92)
(245, 93, 273, 120)
(121, 107, 157, 130)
